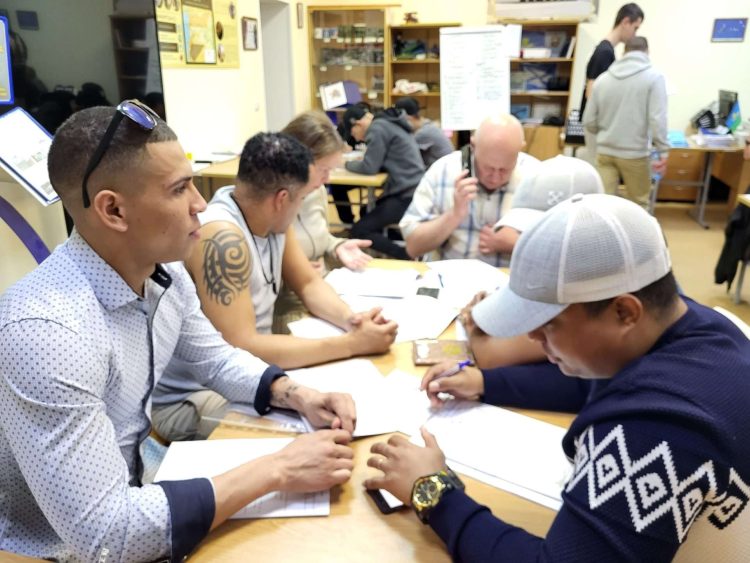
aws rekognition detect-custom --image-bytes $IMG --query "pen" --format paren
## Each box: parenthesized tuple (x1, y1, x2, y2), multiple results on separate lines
(437, 273, 444, 288)
(434, 359, 473, 380)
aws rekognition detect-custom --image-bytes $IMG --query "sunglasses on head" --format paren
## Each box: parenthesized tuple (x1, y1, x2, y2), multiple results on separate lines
(81, 99, 159, 208)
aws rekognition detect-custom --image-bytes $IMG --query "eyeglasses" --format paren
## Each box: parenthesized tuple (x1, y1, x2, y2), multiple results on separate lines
(81, 99, 159, 208)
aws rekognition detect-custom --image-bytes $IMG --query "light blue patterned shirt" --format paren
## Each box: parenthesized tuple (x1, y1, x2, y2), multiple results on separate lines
(0, 231, 280, 561)
(399, 150, 539, 266)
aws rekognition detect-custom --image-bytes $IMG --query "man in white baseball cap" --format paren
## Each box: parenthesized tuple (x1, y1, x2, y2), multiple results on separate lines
(493, 155, 604, 235)
(365, 194, 750, 561)
(463, 155, 604, 368)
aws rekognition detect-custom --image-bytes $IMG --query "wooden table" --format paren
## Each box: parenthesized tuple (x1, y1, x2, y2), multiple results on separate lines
(679, 140, 746, 229)
(190, 259, 574, 562)
(197, 156, 388, 213)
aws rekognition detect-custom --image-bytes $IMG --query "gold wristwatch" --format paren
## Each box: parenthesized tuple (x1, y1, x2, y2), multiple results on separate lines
(411, 467, 465, 524)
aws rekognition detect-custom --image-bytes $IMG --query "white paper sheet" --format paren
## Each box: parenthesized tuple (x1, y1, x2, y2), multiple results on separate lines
(382, 369, 436, 437)
(154, 439, 329, 518)
(324, 267, 421, 298)
(426, 260, 510, 309)
(287, 359, 401, 437)
(339, 294, 458, 342)
(412, 401, 571, 507)
(287, 317, 345, 339)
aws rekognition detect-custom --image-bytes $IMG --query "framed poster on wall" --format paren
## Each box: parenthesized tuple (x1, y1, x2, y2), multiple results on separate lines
(182, 0, 217, 63)
(242, 17, 258, 51)
(711, 18, 747, 42)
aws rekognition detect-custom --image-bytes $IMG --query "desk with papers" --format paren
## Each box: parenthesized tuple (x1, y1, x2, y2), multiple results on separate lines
(156, 259, 575, 562)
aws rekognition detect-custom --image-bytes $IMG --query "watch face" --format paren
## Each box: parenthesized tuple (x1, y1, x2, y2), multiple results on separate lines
(414, 476, 446, 511)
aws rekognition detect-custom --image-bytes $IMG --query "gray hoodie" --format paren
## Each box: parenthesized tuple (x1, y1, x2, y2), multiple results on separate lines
(345, 108, 425, 200)
(583, 51, 669, 160)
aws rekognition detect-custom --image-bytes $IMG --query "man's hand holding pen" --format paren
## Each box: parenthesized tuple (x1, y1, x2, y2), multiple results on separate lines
(420, 360, 484, 408)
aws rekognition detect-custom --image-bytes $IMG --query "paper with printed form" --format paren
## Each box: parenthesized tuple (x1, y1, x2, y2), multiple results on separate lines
(287, 359, 403, 437)
(154, 439, 329, 518)
(413, 401, 571, 509)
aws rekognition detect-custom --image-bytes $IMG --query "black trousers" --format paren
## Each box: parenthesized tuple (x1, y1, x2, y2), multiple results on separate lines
(329, 184, 357, 225)
(351, 195, 411, 260)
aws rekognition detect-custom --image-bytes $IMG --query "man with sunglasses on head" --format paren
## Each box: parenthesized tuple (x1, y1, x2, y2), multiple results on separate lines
(0, 102, 356, 562)
(151, 132, 397, 443)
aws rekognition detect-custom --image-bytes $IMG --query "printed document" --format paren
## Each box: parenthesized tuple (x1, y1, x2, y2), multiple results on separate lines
(413, 401, 571, 509)
(154, 438, 329, 518)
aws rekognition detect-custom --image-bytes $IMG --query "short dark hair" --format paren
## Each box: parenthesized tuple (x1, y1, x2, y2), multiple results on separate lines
(236, 132, 311, 200)
(394, 96, 420, 117)
(581, 271, 679, 318)
(624, 36, 648, 53)
(48, 105, 177, 209)
(614, 3, 644, 27)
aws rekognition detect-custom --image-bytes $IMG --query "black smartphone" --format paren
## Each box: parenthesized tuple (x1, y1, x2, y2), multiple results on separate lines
(416, 287, 440, 299)
(463, 149, 474, 178)
(367, 488, 405, 515)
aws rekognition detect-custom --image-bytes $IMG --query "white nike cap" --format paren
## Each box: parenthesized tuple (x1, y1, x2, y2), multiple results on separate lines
(472, 193, 672, 338)
(495, 155, 604, 234)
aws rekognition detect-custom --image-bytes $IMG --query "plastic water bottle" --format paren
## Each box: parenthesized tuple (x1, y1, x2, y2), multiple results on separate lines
(650, 150, 662, 183)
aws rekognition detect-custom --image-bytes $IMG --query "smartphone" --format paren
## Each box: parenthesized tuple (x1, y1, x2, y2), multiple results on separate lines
(416, 287, 440, 299)
(367, 488, 405, 515)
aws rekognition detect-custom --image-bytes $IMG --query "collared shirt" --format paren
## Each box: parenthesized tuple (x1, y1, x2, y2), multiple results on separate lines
(0, 231, 279, 561)
(399, 151, 539, 266)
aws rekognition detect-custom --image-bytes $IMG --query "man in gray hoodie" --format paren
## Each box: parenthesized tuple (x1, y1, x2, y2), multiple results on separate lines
(583, 36, 669, 209)
(341, 105, 425, 259)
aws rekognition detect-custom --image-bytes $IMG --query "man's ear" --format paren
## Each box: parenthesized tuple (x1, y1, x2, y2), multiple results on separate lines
(273, 188, 290, 210)
(92, 189, 129, 233)
(613, 294, 643, 329)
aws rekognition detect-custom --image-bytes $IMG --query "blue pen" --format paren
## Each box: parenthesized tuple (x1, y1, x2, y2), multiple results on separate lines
(435, 359, 472, 380)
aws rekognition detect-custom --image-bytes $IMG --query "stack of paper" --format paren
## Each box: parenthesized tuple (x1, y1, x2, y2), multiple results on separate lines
(154, 439, 329, 518)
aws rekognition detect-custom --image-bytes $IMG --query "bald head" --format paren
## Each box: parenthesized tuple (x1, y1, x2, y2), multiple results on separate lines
(471, 114, 525, 191)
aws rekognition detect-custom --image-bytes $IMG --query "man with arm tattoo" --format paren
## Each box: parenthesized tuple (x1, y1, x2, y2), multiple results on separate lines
(152, 132, 398, 441)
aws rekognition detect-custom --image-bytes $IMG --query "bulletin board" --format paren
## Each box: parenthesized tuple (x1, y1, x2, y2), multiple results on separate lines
(156, 0, 239, 69)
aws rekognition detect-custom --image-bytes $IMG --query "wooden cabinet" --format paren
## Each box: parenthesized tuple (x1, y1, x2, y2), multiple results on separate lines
(658, 149, 705, 202)
(388, 23, 460, 123)
(308, 6, 390, 117)
(498, 18, 580, 125)
(110, 15, 160, 101)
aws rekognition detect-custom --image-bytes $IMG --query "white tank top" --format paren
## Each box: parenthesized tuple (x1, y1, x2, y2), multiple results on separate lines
(200, 186, 285, 334)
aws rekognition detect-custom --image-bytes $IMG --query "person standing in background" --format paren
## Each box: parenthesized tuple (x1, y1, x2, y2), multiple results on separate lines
(580, 3, 644, 117)
(579, 3, 643, 164)
(583, 37, 669, 209)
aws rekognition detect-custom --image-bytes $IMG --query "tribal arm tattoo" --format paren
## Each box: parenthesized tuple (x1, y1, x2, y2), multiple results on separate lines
(202, 229, 252, 305)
